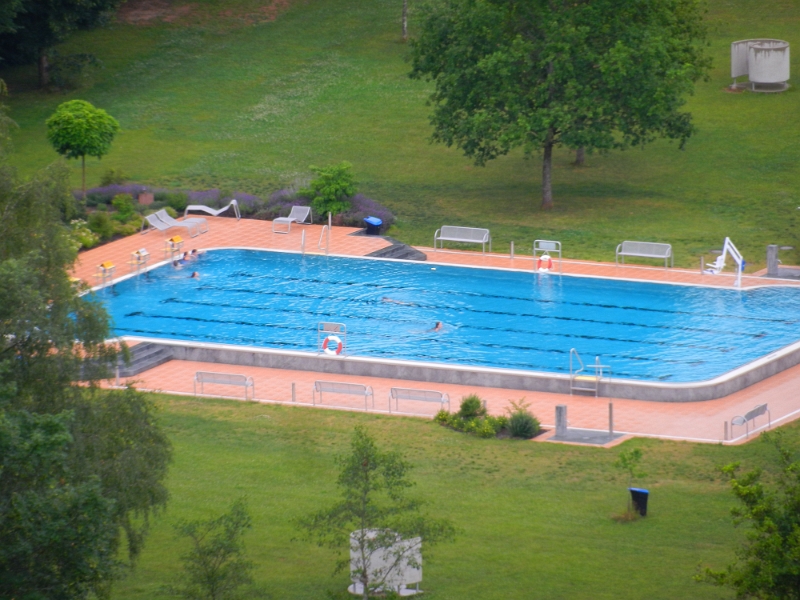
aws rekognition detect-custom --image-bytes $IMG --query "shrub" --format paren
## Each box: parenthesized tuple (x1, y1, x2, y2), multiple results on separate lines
(506, 399, 541, 439)
(111, 194, 136, 222)
(69, 219, 99, 250)
(100, 168, 129, 186)
(87, 211, 114, 240)
(339, 193, 396, 232)
(164, 192, 188, 213)
(435, 406, 507, 439)
(300, 161, 357, 217)
(458, 395, 486, 419)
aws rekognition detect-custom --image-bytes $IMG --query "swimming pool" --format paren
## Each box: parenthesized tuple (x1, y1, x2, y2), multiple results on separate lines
(101, 249, 800, 383)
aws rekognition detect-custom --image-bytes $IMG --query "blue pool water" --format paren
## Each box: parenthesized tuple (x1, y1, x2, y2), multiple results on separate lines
(100, 249, 800, 383)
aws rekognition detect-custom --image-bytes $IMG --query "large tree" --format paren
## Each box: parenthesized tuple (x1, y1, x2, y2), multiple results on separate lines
(0, 100, 171, 597)
(410, 0, 710, 209)
(0, 0, 122, 86)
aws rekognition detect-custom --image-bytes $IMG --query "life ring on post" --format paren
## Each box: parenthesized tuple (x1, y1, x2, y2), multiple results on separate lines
(322, 334, 344, 356)
(537, 254, 553, 272)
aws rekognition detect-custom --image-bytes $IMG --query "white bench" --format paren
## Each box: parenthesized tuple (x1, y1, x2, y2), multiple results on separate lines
(313, 381, 375, 411)
(194, 371, 255, 400)
(615, 241, 673, 269)
(731, 404, 771, 438)
(434, 226, 491, 254)
(389, 387, 450, 413)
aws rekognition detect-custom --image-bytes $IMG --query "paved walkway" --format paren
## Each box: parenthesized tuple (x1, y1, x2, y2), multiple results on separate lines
(78, 216, 800, 446)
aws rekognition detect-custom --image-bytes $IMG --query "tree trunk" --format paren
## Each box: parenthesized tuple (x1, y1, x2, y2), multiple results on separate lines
(541, 132, 554, 210)
(402, 0, 408, 41)
(82, 155, 86, 200)
(574, 146, 585, 166)
(38, 49, 50, 88)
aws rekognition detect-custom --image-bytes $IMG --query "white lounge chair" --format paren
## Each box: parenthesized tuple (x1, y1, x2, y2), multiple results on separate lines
(184, 199, 241, 220)
(141, 211, 202, 238)
(272, 206, 312, 234)
(156, 209, 208, 236)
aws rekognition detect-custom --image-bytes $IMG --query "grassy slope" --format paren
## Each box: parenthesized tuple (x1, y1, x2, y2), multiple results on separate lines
(1, 0, 799, 268)
(114, 395, 800, 599)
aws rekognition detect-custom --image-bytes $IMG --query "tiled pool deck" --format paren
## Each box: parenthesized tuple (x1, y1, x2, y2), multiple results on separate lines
(75, 217, 800, 446)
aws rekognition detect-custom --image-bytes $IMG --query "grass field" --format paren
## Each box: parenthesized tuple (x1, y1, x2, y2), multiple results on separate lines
(1, 0, 799, 268)
(108, 394, 799, 599)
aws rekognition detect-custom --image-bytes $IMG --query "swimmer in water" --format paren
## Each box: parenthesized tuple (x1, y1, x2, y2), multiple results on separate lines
(190, 271, 200, 279)
(382, 297, 413, 306)
(172, 260, 182, 269)
(432, 321, 443, 332)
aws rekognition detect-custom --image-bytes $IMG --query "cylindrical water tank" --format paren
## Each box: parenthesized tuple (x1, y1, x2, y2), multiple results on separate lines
(748, 40, 790, 84)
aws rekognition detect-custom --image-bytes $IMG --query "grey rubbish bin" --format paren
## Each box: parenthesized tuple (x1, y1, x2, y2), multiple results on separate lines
(364, 216, 382, 235)
(629, 488, 649, 516)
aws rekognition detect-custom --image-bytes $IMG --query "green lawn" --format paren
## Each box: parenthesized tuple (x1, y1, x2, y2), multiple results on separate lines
(1, 0, 799, 268)
(111, 394, 799, 599)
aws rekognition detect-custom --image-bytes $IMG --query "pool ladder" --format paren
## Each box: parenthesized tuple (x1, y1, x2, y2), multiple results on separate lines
(569, 349, 611, 397)
(318, 213, 332, 255)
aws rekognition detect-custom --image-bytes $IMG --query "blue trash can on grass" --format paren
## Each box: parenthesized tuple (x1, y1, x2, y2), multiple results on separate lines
(364, 216, 382, 235)
(629, 488, 649, 516)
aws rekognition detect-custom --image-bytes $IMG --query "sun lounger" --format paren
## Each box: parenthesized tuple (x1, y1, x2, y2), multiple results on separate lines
(155, 209, 208, 236)
(272, 206, 312, 234)
(141, 211, 201, 238)
(184, 199, 241, 220)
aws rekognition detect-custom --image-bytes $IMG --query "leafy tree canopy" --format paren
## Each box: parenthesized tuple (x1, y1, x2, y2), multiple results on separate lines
(300, 161, 357, 217)
(0, 0, 122, 85)
(298, 426, 455, 598)
(46, 99, 120, 198)
(698, 431, 800, 599)
(410, 0, 711, 208)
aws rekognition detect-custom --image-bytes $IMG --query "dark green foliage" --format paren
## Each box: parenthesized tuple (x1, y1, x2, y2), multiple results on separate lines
(506, 398, 540, 439)
(0, 410, 119, 599)
(49, 51, 102, 90)
(111, 193, 136, 222)
(300, 161, 357, 217)
(165, 192, 188, 213)
(434, 409, 507, 438)
(297, 426, 455, 599)
(88, 209, 114, 239)
(171, 499, 255, 600)
(698, 431, 800, 599)
(410, 0, 711, 208)
(457, 394, 486, 419)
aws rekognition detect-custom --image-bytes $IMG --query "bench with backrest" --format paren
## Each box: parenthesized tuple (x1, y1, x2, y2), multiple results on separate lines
(731, 403, 771, 438)
(313, 381, 375, 411)
(434, 226, 492, 254)
(194, 371, 255, 400)
(389, 387, 450, 413)
(615, 241, 673, 269)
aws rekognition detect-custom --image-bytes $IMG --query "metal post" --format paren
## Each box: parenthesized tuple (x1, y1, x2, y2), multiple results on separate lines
(767, 244, 779, 277)
(724, 420, 728, 441)
(327, 212, 331, 256)
(556, 405, 567, 436)
(608, 402, 614, 436)
(510, 241, 514, 259)
(301, 230, 305, 255)
(115, 366, 120, 387)
(700, 256, 704, 275)
(292, 382, 296, 403)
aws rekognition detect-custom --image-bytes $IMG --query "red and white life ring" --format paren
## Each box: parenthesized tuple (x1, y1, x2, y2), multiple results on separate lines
(537, 254, 553, 272)
(322, 335, 344, 356)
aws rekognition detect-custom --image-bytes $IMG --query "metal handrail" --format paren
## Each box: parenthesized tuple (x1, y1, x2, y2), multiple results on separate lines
(318, 225, 328, 252)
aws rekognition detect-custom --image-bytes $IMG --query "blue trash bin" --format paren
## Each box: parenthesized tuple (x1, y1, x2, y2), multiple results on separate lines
(364, 216, 382, 235)
(629, 488, 649, 516)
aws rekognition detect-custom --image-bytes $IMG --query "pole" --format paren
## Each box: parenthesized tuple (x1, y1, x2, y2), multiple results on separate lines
(724, 420, 728, 441)
(301, 230, 305, 255)
(327, 212, 331, 256)
(700, 256, 704, 275)
(608, 402, 614, 436)
(292, 382, 296, 403)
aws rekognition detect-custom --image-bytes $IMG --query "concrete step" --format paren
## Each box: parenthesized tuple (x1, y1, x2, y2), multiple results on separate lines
(117, 342, 173, 377)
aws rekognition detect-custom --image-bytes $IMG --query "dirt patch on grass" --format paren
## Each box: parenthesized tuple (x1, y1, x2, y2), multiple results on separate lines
(117, 0, 293, 27)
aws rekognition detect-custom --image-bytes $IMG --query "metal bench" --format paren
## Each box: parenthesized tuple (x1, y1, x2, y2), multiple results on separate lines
(194, 371, 255, 400)
(731, 404, 771, 438)
(389, 387, 450, 413)
(615, 241, 673, 269)
(434, 226, 492, 254)
(313, 381, 375, 411)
